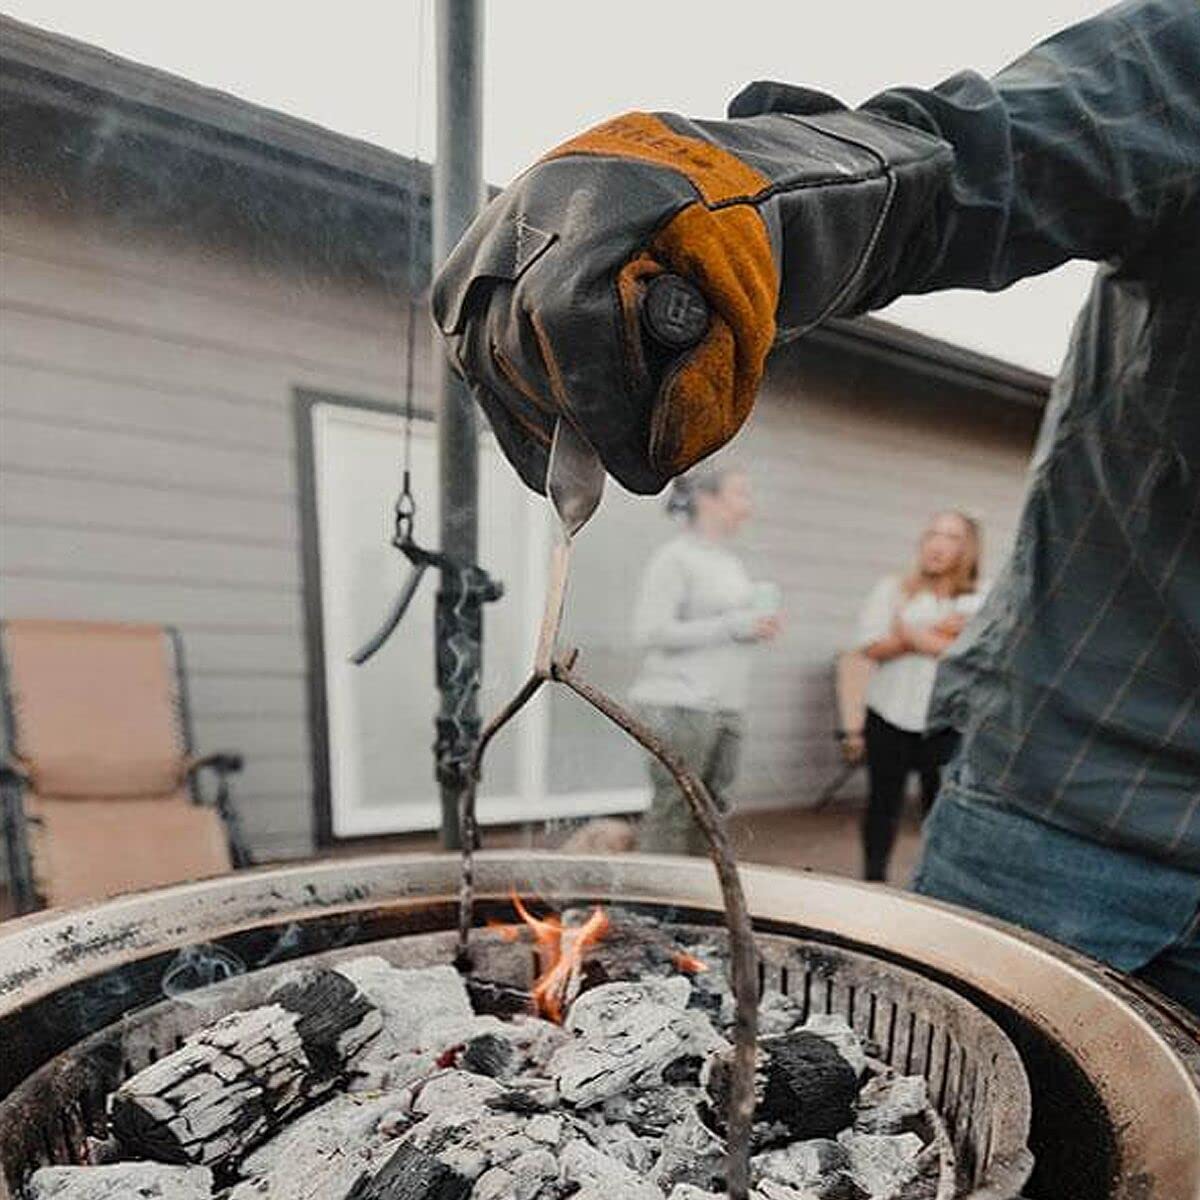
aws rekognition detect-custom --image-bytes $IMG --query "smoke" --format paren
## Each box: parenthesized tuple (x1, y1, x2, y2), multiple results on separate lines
(160, 942, 245, 1004)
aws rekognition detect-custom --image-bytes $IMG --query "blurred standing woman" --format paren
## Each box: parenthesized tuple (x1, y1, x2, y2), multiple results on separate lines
(630, 467, 779, 855)
(857, 511, 982, 882)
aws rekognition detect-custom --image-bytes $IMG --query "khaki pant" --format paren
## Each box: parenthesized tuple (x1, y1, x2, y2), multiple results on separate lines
(636, 705, 743, 856)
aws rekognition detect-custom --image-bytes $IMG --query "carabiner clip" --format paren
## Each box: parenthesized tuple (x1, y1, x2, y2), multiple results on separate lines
(393, 488, 417, 548)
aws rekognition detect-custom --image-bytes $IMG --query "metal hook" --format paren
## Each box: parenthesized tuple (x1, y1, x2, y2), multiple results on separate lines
(349, 560, 429, 665)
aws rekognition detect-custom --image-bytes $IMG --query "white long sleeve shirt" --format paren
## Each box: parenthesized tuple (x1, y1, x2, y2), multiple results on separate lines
(628, 533, 759, 712)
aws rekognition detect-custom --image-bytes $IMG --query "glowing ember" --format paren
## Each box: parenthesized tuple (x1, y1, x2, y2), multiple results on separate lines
(510, 893, 610, 1022)
(672, 950, 709, 974)
(485, 917, 523, 943)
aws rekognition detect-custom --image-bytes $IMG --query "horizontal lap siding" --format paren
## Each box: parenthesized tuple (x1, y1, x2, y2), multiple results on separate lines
(731, 354, 1037, 811)
(0, 206, 1040, 861)
(0, 208, 415, 861)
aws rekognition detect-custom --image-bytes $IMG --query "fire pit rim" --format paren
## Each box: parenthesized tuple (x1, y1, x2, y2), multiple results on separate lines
(1, 851, 1197, 1033)
(1, 852, 1198, 1200)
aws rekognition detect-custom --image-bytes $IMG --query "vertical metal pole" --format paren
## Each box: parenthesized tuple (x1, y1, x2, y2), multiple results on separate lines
(433, 0, 484, 848)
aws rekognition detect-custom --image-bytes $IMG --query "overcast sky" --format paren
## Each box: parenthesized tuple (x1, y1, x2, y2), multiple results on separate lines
(5, 0, 1104, 375)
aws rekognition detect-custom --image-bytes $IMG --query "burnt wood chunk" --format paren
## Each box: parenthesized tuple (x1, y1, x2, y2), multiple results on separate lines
(574, 908, 711, 993)
(705, 1030, 860, 1149)
(753, 1139, 867, 1199)
(344, 1143, 471, 1200)
(559, 1139, 663, 1200)
(459, 1031, 517, 1079)
(838, 1131, 926, 1197)
(226, 1093, 401, 1199)
(109, 967, 381, 1168)
(651, 1104, 726, 1194)
(552, 979, 727, 1108)
(854, 1074, 929, 1137)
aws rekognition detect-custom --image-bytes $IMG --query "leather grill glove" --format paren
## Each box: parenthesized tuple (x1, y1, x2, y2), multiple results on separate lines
(431, 100, 951, 496)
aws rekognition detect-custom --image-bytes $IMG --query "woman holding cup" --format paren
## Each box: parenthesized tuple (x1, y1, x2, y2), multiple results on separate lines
(629, 466, 779, 854)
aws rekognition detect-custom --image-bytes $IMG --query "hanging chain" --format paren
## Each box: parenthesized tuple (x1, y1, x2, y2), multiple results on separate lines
(353, 0, 503, 674)
(394, 0, 428, 547)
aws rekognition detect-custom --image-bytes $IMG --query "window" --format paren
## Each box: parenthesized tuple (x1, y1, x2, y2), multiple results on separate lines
(298, 393, 654, 839)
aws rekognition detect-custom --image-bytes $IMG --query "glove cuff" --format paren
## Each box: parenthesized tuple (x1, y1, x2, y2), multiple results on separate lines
(722, 85, 954, 334)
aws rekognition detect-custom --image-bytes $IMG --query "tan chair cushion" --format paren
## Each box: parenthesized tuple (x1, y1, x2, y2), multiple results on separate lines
(3, 620, 186, 798)
(27, 791, 232, 907)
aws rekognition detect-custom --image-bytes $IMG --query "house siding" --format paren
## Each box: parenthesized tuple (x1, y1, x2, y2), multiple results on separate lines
(724, 342, 1037, 809)
(0, 202, 1040, 862)
(0, 205, 423, 860)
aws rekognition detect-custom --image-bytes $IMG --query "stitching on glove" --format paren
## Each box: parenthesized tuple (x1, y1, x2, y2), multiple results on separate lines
(543, 111, 772, 207)
(702, 112, 947, 212)
(814, 173, 897, 327)
(528, 309, 575, 422)
(493, 339, 556, 416)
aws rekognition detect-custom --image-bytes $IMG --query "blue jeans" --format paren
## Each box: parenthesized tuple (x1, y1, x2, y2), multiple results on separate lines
(913, 770, 1200, 1017)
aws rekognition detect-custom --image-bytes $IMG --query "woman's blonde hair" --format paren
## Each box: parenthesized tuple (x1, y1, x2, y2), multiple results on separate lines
(902, 509, 982, 598)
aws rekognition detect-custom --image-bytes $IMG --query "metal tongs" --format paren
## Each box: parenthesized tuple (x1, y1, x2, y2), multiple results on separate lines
(455, 420, 760, 1200)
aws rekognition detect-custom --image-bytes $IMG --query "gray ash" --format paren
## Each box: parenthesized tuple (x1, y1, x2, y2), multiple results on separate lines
(31, 920, 951, 1200)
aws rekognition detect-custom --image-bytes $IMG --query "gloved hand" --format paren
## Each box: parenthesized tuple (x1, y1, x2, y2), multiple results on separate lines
(432, 92, 951, 496)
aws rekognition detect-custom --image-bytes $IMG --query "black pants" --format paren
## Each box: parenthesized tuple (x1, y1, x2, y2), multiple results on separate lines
(863, 708, 957, 882)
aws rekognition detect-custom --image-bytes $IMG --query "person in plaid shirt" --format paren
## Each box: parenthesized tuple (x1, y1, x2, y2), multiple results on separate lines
(434, 0, 1200, 1014)
(863, 1, 1200, 1017)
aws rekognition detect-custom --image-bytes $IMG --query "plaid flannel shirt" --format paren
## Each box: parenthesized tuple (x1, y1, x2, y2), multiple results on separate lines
(860, 0, 1200, 871)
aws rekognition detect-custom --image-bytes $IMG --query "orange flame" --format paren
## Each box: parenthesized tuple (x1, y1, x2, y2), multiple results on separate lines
(509, 892, 610, 1023)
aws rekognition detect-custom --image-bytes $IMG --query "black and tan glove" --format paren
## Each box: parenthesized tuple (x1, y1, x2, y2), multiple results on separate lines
(432, 91, 951, 495)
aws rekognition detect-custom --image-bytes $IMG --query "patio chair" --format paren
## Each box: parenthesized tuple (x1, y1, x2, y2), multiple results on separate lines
(0, 619, 250, 915)
(815, 649, 874, 808)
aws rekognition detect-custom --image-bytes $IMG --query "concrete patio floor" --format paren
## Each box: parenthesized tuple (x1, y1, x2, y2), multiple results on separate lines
(325, 803, 925, 888)
(730, 805, 923, 884)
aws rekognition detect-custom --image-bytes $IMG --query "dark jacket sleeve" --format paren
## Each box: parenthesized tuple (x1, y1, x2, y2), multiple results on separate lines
(857, 0, 1200, 296)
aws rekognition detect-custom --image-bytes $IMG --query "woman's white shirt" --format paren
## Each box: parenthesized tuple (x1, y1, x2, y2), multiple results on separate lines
(856, 575, 983, 733)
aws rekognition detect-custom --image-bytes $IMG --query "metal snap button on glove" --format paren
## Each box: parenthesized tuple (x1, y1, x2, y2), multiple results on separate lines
(642, 274, 710, 349)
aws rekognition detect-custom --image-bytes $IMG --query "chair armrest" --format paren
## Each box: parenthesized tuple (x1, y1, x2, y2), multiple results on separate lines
(187, 752, 244, 777)
(186, 753, 252, 869)
(0, 760, 30, 786)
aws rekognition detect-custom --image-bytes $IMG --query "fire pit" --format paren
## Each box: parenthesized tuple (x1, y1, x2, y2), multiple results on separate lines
(1, 854, 1198, 1200)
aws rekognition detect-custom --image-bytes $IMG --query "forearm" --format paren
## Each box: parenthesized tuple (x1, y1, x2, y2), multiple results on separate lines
(729, 0, 1200, 331)
(637, 611, 751, 651)
(864, 626, 955, 661)
(858, 0, 1200, 296)
(862, 634, 908, 663)
(905, 625, 956, 657)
